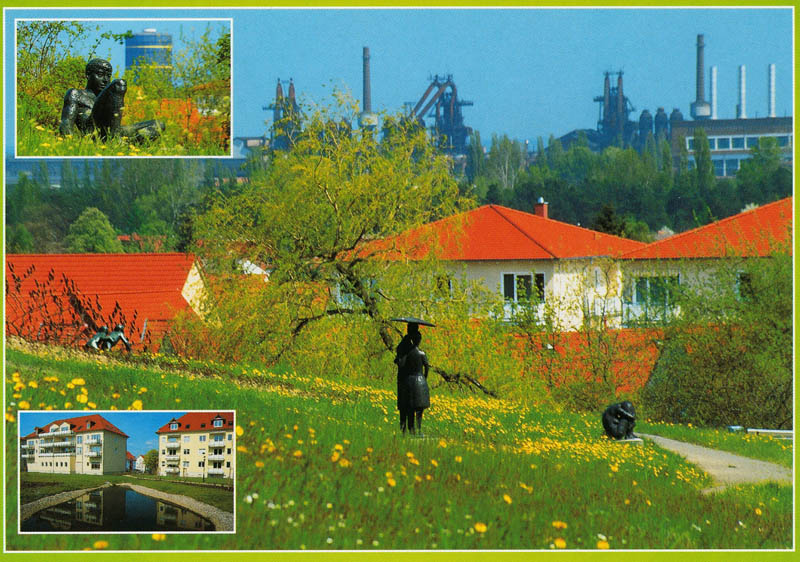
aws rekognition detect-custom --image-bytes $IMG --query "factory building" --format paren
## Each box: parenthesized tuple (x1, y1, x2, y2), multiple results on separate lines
(662, 34, 792, 177)
(125, 28, 173, 74)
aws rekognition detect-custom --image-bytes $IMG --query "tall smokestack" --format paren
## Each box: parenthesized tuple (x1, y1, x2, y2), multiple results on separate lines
(737, 65, 747, 119)
(358, 46, 378, 130)
(690, 34, 711, 120)
(768, 64, 776, 118)
(710, 66, 717, 119)
(362, 46, 371, 113)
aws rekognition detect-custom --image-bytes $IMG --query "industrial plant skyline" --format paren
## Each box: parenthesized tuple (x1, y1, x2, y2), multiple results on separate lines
(3, 7, 793, 154)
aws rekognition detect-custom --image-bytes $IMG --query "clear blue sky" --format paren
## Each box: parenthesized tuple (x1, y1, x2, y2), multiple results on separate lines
(4, 6, 794, 154)
(18, 411, 188, 458)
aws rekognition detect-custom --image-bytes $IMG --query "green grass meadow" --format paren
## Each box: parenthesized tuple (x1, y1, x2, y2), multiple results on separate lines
(4, 343, 794, 552)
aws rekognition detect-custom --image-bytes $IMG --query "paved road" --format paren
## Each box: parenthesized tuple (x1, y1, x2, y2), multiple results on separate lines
(640, 433, 793, 493)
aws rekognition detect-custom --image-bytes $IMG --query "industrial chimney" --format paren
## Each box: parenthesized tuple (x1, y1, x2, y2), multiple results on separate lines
(768, 64, 776, 118)
(690, 34, 711, 120)
(710, 66, 718, 119)
(358, 46, 378, 130)
(737, 65, 747, 119)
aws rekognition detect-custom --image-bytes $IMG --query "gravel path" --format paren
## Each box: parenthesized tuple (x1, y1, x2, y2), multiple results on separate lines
(640, 433, 793, 493)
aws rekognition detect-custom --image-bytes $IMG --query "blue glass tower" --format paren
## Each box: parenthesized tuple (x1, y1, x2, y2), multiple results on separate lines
(125, 28, 172, 73)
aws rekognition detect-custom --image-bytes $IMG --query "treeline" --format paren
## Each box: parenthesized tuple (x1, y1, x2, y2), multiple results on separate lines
(5, 158, 244, 253)
(463, 129, 791, 239)
(5, 126, 791, 253)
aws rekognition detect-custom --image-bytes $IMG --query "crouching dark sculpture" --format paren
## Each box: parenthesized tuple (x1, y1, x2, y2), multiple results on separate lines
(59, 58, 164, 142)
(85, 323, 131, 352)
(602, 401, 637, 440)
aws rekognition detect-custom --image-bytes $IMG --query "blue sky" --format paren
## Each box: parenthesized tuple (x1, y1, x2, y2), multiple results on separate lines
(18, 411, 188, 458)
(4, 6, 794, 155)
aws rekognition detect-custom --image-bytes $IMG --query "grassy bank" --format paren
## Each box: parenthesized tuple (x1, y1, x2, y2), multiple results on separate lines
(5, 344, 793, 551)
(19, 472, 233, 512)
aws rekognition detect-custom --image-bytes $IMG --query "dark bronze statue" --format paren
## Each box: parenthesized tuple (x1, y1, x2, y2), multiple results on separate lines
(59, 58, 164, 142)
(84, 323, 131, 352)
(395, 329, 430, 435)
(602, 401, 637, 440)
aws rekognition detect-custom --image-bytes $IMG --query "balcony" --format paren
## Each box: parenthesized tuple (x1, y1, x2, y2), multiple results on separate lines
(207, 454, 225, 461)
(22, 453, 34, 459)
(165, 455, 180, 461)
(40, 429, 73, 437)
(165, 467, 180, 474)
(207, 468, 225, 475)
(87, 450, 102, 458)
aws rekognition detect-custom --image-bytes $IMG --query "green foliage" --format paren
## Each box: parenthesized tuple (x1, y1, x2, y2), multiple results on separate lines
(143, 449, 159, 474)
(64, 207, 123, 253)
(642, 250, 792, 428)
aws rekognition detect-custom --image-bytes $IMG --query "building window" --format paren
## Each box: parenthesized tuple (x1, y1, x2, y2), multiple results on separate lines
(226, 461, 230, 468)
(183, 461, 189, 468)
(91, 462, 100, 470)
(725, 159, 739, 176)
(746, 137, 759, 148)
(716, 137, 730, 150)
(213, 419, 223, 428)
(170, 423, 178, 430)
(199, 435, 207, 442)
(228, 434, 232, 441)
(199, 461, 205, 467)
(713, 159, 724, 176)
(199, 449, 206, 456)
(623, 275, 679, 325)
(227, 448, 231, 455)
(707, 137, 716, 150)
(183, 449, 190, 455)
(183, 436, 190, 442)
(77, 436, 82, 444)
(77, 447, 82, 454)
(686, 137, 695, 150)
(732, 137, 745, 149)
(502, 273, 544, 303)
(777, 135, 790, 147)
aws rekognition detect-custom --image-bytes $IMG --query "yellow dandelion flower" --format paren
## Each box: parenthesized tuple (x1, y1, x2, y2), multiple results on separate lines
(406, 451, 415, 458)
(71, 378, 85, 386)
(292, 450, 303, 458)
(28, 381, 38, 388)
(503, 494, 512, 505)
(13, 382, 25, 392)
(236, 425, 244, 437)
(111, 393, 120, 399)
(131, 399, 143, 410)
(64, 402, 72, 409)
(5, 413, 16, 423)
(138, 387, 148, 394)
(76, 395, 88, 404)
(237, 445, 248, 453)
(93, 540, 109, 549)
(330, 451, 341, 463)
(474, 522, 487, 533)
(80, 387, 88, 395)
(88, 402, 97, 409)
(387, 478, 396, 487)
(438, 439, 447, 448)
(552, 521, 568, 530)
(455, 456, 462, 463)
(755, 508, 762, 516)
(255, 461, 264, 468)
(41, 142, 51, 148)
(431, 459, 438, 467)
(597, 540, 610, 549)
(554, 538, 566, 548)
(151, 533, 167, 541)
(339, 458, 351, 468)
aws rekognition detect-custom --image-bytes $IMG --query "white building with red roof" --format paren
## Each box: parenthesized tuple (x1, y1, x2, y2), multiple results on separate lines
(619, 197, 792, 325)
(377, 201, 646, 329)
(155, 412, 235, 479)
(5, 253, 206, 351)
(20, 414, 128, 475)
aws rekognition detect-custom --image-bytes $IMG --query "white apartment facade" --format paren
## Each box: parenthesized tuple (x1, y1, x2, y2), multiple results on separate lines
(156, 412, 235, 479)
(20, 415, 128, 475)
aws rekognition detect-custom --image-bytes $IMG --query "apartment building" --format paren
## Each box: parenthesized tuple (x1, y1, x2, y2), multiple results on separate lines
(20, 414, 128, 475)
(156, 412, 235, 479)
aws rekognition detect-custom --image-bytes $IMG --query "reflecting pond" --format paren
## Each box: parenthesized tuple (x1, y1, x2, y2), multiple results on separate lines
(21, 486, 215, 532)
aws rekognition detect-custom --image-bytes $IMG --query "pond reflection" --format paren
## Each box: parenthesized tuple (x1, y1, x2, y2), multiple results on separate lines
(21, 486, 215, 532)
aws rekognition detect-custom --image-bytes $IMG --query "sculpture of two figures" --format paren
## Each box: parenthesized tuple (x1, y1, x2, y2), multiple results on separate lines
(85, 324, 132, 352)
(602, 401, 637, 440)
(59, 58, 164, 143)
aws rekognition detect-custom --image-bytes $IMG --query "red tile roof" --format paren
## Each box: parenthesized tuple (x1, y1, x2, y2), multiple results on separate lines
(378, 205, 645, 261)
(622, 198, 793, 259)
(126, 451, 136, 461)
(155, 412, 235, 434)
(5, 253, 199, 349)
(31, 414, 129, 438)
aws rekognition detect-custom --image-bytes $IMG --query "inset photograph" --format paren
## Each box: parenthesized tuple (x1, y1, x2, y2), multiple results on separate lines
(18, 410, 235, 533)
(16, 19, 231, 157)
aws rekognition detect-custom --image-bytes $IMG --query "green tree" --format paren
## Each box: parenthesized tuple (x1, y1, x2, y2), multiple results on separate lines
(64, 207, 123, 253)
(737, 137, 792, 205)
(191, 96, 495, 387)
(643, 247, 792, 428)
(486, 134, 525, 191)
(465, 130, 485, 182)
(143, 449, 159, 474)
